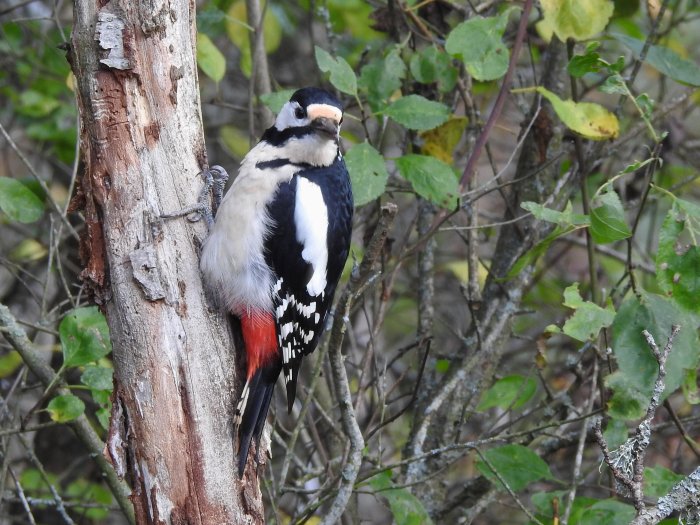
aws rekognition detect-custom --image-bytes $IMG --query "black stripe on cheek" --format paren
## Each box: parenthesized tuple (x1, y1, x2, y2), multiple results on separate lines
(257, 158, 291, 170)
(256, 158, 315, 170)
(262, 125, 316, 146)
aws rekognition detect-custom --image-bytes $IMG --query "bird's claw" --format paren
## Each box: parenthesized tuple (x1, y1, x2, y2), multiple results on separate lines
(161, 165, 230, 230)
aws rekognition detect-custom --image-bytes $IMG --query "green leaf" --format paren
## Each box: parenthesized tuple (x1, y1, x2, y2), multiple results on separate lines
(196, 7, 227, 34)
(259, 89, 296, 113)
(599, 74, 628, 95)
(522, 200, 589, 227)
(476, 444, 553, 491)
(81, 365, 114, 392)
(196, 33, 226, 83)
(384, 95, 450, 131)
(562, 283, 616, 341)
(0, 177, 44, 223)
(66, 479, 113, 521)
(96, 407, 111, 429)
(568, 43, 604, 77)
(605, 371, 650, 419)
(60, 306, 112, 368)
(18, 89, 60, 117)
(505, 224, 578, 280)
(21, 468, 58, 490)
(602, 418, 628, 450)
(683, 368, 700, 405)
(47, 394, 85, 423)
(0, 350, 23, 378)
(656, 204, 700, 313)
(578, 499, 635, 525)
(613, 33, 700, 87)
(315, 46, 357, 96)
(607, 292, 700, 419)
(445, 7, 518, 81)
(635, 93, 654, 119)
(531, 491, 597, 524)
(590, 191, 632, 244)
(533, 86, 619, 140)
(540, 0, 614, 41)
(395, 154, 459, 209)
(644, 466, 685, 499)
(345, 142, 388, 206)
(476, 375, 537, 411)
(409, 46, 457, 92)
(369, 471, 434, 525)
(435, 359, 450, 373)
(358, 48, 406, 110)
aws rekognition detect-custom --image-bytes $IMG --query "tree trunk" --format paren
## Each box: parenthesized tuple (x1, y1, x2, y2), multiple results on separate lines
(69, 1, 263, 523)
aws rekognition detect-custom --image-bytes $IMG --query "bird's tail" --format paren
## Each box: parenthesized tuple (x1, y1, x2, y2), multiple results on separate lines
(234, 364, 279, 476)
(235, 311, 279, 476)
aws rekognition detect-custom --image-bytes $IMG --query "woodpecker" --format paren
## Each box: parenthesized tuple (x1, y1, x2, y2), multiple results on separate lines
(199, 87, 353, 476)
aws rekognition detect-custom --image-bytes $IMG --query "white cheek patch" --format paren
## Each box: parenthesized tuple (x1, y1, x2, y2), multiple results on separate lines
(294, 178, 328, 297)
(275, 101, 308, 130)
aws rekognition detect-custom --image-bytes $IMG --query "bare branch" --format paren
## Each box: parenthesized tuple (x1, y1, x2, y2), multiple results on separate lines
(629, 467, 700, 525)
(320, 203, 397, 525)
(594, 326, 681, 512)
(0, 303, 135, 524)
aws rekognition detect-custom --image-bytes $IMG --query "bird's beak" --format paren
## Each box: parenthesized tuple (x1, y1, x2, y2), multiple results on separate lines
(310, 116, 340, 138)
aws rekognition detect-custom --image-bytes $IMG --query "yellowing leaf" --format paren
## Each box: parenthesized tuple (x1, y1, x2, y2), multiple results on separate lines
(226, 1, 281, 78)
(443, 259, 488, 286)
(197, 33, 226, 83)
(66, 72, 76, 92)
(219, 125, 251, 159)
(0, 351, 22, 378)
(9, 239, 47, 262)
(532, 87, 619, 140)
(540, 0, 614, 41)
(420, 117, 468, 163)
(535, 16, 555, 43)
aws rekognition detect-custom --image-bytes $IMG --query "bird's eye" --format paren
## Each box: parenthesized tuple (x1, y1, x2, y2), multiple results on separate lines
(294, 107, 305, 120)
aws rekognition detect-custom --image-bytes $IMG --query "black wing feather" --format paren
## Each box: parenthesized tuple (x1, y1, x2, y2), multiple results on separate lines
(264, 156, 353, 412)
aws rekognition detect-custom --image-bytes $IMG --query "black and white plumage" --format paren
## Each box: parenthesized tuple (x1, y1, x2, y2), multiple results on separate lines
(199, 87, 353, 476)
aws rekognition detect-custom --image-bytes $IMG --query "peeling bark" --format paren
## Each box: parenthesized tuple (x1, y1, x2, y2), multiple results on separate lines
(70, 1, 263, 523)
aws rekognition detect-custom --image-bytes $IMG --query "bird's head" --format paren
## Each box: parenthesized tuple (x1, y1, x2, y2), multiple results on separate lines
(263, 87, 344, 167)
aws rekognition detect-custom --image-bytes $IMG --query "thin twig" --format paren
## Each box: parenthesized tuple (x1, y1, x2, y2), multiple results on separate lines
(318, 204, 397, 525)
(0, 303, 135, 525)
(0, 121, 79, 240)
(474, 447, 544, 525)
(566, 39, 598, 304)
(626, 142, 663, 296)
(663, 399, 700, 459)
(408, 0, 535, 256)
(561, 357, 599, 525)
(17, 433, 75, 525)
(8, 467, 38, 525)
(594, 326, 680, 513)
(629, 466, 700, 525)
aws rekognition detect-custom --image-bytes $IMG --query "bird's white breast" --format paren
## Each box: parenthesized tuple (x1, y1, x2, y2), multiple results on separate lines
(200, 143, 298, 315)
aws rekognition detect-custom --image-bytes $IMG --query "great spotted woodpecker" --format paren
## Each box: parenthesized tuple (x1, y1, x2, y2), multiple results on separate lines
(199, 87, 353, 476)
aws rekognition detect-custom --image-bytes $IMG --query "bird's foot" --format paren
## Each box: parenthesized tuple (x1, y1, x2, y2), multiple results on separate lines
(161, 165, 229, 229)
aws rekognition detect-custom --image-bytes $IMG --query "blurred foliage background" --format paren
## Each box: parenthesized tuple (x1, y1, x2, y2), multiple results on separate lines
(1, 0, 700, 524)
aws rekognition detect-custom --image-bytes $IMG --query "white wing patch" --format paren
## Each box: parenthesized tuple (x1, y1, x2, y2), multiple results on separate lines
(294, 178, 329, 297)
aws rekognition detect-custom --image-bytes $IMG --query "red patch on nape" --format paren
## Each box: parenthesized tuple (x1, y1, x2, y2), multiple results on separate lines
(240, 311, 278, 379)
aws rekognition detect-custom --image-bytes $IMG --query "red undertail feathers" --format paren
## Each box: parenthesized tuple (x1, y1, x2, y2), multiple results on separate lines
(234, 311, 280, 476)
